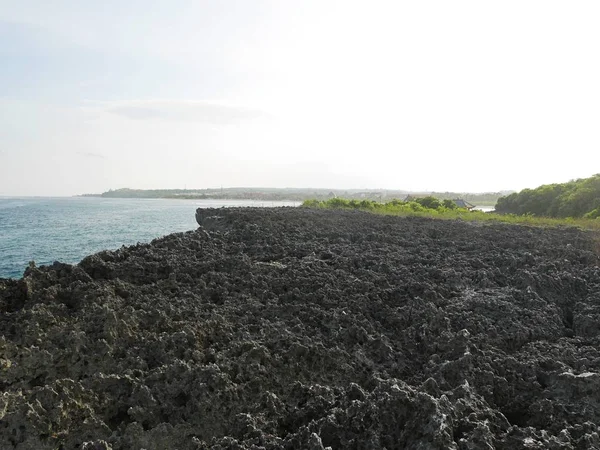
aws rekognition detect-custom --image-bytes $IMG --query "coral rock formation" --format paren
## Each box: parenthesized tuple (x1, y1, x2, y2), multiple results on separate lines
(2, 208, 600, 449)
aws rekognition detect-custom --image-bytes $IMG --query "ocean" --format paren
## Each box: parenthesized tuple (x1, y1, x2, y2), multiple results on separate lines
(0, 197, 297, 279)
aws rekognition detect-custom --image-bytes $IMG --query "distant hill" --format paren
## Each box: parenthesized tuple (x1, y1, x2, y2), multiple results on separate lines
(88, 188, 507, 205)
(495, 174, 600, 218)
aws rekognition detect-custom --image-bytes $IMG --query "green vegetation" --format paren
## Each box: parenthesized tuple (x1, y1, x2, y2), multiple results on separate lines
(89, 188, 506, 204)
(303, 197, 600, 231)
(303, 196, 464, 212)
(496, 174, 600, 218)
(427, 191, 507, 206)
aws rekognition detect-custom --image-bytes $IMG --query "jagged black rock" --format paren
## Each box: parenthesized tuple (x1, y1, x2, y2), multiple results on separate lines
(1, 208, 600, 449)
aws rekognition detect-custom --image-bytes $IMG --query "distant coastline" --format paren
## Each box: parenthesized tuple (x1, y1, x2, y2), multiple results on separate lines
(78, 188, 509, 206)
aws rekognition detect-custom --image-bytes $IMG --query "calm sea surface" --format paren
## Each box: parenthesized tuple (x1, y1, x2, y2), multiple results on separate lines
(0, 197, 297, 279)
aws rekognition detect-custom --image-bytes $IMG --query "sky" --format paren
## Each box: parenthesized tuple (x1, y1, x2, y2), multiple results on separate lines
(1, 1, 599, 196)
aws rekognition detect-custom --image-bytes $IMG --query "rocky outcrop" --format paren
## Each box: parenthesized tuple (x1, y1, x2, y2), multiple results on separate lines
(1, 208, 600, 449)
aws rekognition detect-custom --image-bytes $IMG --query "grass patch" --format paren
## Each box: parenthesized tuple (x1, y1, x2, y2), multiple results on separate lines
(302, 198, 600, 231)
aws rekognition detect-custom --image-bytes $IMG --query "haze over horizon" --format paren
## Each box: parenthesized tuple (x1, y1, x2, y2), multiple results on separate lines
(1, 1, 599, 197)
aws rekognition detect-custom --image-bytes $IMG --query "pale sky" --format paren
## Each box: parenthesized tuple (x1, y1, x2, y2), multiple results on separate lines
(1, 1, 599, 196)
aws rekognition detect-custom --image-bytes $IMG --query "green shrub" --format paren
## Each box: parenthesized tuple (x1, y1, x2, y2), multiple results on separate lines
(416, 196, 441, 210)
(442, 199, 457, 209)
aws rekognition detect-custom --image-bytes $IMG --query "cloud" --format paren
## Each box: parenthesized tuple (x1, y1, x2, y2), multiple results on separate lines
(105, 100, 269, 124)
(77, 151, 105, 159)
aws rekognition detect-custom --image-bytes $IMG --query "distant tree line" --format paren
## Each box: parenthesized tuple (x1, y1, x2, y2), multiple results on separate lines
(96, 188, 502, 204)
(495, 174, 600, 219)
(101, 188, 190, 198)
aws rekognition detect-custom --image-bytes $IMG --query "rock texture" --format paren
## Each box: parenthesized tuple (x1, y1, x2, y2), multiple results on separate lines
(2, 207, 600, 449)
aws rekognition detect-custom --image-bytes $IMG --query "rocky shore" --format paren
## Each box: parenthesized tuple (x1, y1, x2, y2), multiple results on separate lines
(2, 207, 600, 449)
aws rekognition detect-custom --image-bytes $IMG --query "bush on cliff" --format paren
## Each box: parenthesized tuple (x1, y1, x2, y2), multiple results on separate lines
(301, 197, 468, 215)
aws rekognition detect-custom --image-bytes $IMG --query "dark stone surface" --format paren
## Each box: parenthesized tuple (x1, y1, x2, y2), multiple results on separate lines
(1, 207, 600, 449)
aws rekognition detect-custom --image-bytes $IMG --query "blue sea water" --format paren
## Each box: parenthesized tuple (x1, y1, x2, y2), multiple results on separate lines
(0, 197, 297, 279)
